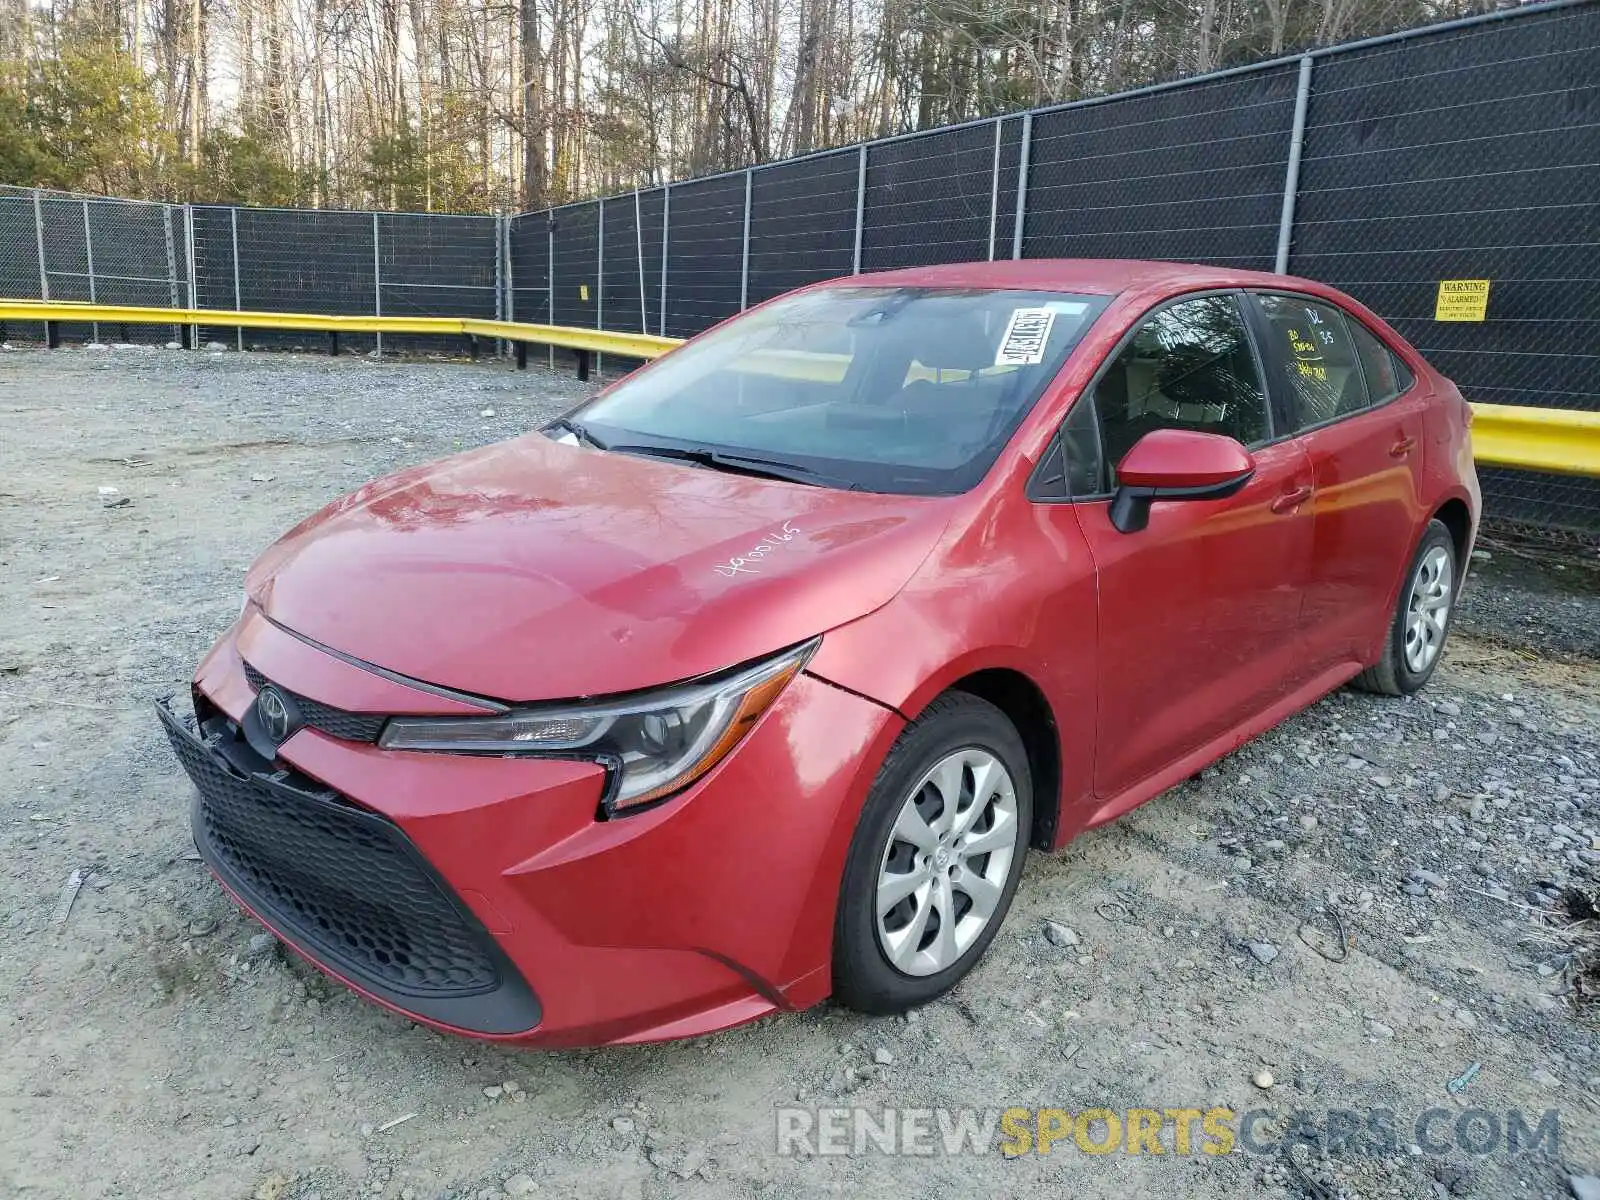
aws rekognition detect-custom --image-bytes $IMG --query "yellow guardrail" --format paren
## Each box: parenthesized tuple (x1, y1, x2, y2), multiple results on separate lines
(2, 299, 1596, 479)
(1469, 403, 1600, 479)
(460, 317, 680, 360)
(0, 299, 681, 375)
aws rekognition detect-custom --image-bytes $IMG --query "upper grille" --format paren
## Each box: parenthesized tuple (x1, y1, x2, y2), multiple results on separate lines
(241, 661, 387, 743)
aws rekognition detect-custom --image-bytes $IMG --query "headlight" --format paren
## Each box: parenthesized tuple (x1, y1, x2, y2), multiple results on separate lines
(378, 640, 818, 813)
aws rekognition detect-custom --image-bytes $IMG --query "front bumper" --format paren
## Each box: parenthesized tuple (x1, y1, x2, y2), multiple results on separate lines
(164, 609, 901, 1046)
(159, 699, 543, 1033)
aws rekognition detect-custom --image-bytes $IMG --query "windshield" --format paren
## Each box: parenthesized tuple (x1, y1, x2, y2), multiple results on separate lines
(566, 286, 1109, 495)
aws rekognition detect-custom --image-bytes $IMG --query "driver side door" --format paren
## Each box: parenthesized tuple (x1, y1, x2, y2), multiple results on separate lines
(1067, 293, 1317, 801)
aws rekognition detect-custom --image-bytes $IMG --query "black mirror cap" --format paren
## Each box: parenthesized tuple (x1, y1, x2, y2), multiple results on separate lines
(1108, 468, 1256, 534)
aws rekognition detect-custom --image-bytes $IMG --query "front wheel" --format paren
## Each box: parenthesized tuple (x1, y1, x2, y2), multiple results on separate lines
(832, 692, 1032, 1014)
(1353, 518, 1458, 696)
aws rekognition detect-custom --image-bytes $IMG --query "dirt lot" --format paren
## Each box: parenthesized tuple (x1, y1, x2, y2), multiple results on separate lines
(1, 346, 1597, 1200)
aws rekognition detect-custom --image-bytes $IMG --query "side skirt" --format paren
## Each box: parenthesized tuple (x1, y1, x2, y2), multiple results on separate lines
(1070, 660, 1365, 841)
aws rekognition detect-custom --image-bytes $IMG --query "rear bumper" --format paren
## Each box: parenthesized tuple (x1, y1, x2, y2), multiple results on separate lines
(167, 614, 901, 1046)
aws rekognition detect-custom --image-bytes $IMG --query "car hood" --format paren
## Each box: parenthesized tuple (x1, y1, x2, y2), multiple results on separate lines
(245, 434, 953, 703)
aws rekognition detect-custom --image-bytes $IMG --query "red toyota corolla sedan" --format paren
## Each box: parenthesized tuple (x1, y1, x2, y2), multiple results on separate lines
(160, 260, 1479, 1046)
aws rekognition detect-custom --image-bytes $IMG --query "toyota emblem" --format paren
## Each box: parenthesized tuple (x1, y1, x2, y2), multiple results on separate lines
(257, 686, 293, 744)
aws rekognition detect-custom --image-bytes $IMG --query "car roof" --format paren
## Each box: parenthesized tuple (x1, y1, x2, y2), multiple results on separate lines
(835, 258, 1330, 298)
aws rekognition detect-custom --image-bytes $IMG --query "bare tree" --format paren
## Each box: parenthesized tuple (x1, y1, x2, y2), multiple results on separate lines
(4, 0, 1501, 207)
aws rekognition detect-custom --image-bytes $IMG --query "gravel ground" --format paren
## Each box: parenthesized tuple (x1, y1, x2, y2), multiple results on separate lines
(1, 345, 1598, 1200)
(1455, 543, 1600, 664)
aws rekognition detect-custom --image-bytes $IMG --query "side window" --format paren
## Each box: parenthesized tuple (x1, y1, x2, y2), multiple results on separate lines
(1346, 318, 1415, 405)
(1093, 294, 1271, 474)
(1255, 293, 1369, 429)
(1060, 395, 1104, 496)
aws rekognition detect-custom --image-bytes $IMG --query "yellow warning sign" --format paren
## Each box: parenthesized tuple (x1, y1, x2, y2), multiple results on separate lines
(1435, 279, 1490, 322)
(579, 283, 590, 302)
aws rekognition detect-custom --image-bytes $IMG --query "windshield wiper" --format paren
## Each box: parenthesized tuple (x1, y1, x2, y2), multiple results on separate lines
(544, 417, 609, 450)
(604, 443, 861, 491)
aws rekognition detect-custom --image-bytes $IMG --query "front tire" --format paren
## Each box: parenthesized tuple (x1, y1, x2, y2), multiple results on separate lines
(1353, 518, 1457, 696)
(832, 692, 1032, 1014)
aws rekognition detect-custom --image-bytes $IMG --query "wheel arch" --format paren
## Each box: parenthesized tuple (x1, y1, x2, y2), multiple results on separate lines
(1366, 488, 1477, 664)
(934, 667, 1062, 852)
(1431, 495, 1475, 585)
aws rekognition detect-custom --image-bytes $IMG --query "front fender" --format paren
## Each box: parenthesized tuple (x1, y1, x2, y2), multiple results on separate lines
(806, 499, 1101, 847)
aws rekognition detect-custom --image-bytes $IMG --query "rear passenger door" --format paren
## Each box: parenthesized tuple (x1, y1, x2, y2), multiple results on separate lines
(1246, 292, 1430, 668)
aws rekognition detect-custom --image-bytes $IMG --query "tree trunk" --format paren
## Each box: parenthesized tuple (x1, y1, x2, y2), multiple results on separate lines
(520, 0, 543, 208)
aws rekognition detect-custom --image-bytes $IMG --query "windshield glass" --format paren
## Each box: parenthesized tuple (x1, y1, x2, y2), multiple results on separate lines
(568, 286, 1109, 495)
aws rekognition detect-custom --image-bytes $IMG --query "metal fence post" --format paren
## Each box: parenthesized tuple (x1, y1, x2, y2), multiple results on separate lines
(492, 214, 503, 360)
(494, 215, 504, 329)
(82, 199, 99, 344)
(547, 214, 555, 368)
(596, 199, 605, 374)
(372, 212, 382, 358)
(739, 168, 753, 311)
(659, 185, 671, 337)
(987, 119, 1003, 262)
(1275, 55, 1315, 276)
(184, 203, 198, 347)
(231, 206, 243, 351)
(851, 145, 867, 274)
(32, 188, 49, 302)
(634, 189, 647, 334)
(163, 204, 180, 345)
(501, 215, 513, 354)
(1012, 112, 1033, 261)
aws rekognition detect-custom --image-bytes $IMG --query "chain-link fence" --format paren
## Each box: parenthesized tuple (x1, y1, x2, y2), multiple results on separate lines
(0, 189, 187, 345)
(0, 188, 503, 355)
(1287, 3, 1599, 534)
(1025, 64, 1304, 267)
(1, 0, 1595, 533)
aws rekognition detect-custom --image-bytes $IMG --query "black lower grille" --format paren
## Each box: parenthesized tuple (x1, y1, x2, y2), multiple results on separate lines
(241, 661, 387, 744)
(158, 698, 540, 1034)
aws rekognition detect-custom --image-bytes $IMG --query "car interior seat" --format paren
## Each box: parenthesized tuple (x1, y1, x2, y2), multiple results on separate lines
(826, 313, 1007, 438)
(1261, 313, 1367, 423)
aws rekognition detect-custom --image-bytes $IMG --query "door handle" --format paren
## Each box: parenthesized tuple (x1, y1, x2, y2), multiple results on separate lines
(1389, 436, 1417, 458)
(1270, 486, 1313, 514)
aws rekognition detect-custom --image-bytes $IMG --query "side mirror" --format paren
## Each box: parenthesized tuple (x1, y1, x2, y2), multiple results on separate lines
(1109, 429, 1256, 534)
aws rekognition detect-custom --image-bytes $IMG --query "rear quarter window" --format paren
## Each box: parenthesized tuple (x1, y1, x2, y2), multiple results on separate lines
(1346, 319, 1415, 405)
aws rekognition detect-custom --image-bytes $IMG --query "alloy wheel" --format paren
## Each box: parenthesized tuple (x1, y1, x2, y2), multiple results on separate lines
(1404, 544, 1453, 674)
(874, 748, 1021, 977)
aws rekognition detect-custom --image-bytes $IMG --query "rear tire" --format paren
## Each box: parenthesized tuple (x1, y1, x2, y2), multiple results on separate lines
(1353, 519, 1457, 697)
(832, 692, 1032, 1014)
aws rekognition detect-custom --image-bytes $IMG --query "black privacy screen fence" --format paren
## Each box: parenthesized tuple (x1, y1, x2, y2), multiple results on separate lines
(1, 0, 1594, 531)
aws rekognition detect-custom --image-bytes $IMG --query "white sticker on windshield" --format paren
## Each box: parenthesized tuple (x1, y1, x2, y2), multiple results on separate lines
(995, 307, 1057, 366)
